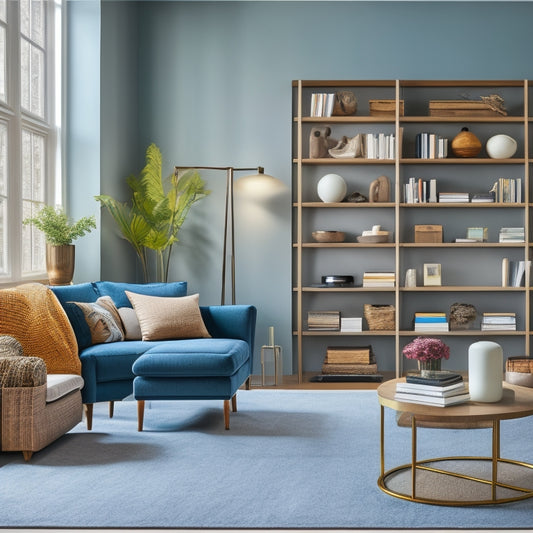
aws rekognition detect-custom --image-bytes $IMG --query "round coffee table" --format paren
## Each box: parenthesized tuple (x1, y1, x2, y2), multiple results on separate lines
(377, 378, 533, 506)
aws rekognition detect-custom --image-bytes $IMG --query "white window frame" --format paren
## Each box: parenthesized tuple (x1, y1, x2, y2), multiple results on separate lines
(0, 0, 62, 285)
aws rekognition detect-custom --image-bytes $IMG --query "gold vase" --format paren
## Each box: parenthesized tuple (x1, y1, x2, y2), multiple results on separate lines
(46, 244, 75, 285)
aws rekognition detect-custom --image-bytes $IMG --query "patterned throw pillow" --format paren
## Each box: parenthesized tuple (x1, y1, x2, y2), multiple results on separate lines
(64, 296, 125, 349)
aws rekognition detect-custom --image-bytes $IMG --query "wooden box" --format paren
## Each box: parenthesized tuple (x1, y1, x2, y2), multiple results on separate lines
(369, 99, 404, 117)
(429, 100, 501, 117)
(414, 224, 443, 243)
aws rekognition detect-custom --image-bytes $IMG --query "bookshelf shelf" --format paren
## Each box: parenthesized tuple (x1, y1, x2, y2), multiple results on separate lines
(292, 79, 532, 385)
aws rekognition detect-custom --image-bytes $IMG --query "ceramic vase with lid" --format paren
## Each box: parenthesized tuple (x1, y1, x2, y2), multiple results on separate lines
(451, 127, 482, 158)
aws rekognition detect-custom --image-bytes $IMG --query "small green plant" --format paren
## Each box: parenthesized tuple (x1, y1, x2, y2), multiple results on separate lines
(23, 206, 96, 246)
(96, 143, 210, 282)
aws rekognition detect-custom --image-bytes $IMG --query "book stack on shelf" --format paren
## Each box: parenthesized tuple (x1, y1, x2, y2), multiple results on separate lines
(414, 312, 449, 332)
(394, 372, 470, 407)
(310, 93, 335, 117)
(499, 227, 525, 243)
(364, 133, 396, 160)
(307, 311, 340, 331)
(363, 272, 395, 288)
(481, 312, 516, 331)
(404, 177, 437, 204)
(340, 317, 363, 332)
(321, 345, 378, 375)
(438, 191, 470, 203)
(491, 178, 522, 203)
(502, 258, 531, 287)
(471, 191, 495, 203)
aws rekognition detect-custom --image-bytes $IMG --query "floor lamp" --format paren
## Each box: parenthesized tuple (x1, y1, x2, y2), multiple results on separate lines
(174, 165, 278, 305)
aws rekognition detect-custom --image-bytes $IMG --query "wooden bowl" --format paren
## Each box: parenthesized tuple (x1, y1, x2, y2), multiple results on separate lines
(312, 231, 346, 243)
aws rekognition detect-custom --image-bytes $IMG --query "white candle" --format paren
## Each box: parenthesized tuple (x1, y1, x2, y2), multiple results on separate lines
(268, 326, 275, 347)
(468, 341, 503, 402)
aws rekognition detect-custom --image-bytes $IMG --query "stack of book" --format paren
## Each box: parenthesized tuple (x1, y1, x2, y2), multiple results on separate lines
(499, 227, 525, 243)
(481, 312, 516, 331)
(404, 177, 437, 204)
(414, 312, 449, 332)
(414, 133, 449, 159)
(364, 133, 396, 160)
(363, 272, 396, 287)
(340, 317, 362, 332)
(307, 311, 340, 331)
(394, 372, 470, 407)
(321, 345, 378, 375)
(502, 259, 531, 287)
(438, 192, 470, 203)
(471, 191, 495, 203)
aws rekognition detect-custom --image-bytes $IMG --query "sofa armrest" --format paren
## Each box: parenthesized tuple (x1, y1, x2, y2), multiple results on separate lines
(200, 305, 257, 349)
(0, 356, 47, 388)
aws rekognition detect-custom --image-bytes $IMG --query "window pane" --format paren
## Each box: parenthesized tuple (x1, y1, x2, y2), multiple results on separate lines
(21, 128, 45, 274)
(31, 0, 45, 47)
(0, 1, 6, 23)
(0, 26, 5, 102)
(0, 122, 6, 196)
(0, 196, 6, 275)
(20, 0, 30, 39)
(20, 39, 44, 118)
(22, 128, 45, 202)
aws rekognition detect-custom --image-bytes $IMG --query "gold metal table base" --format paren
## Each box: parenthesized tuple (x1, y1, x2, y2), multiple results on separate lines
(378, 404, 533, 506)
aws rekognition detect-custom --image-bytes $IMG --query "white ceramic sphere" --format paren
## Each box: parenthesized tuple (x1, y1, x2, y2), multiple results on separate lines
(317, 174, 347, 203)
(486, 134, 517, 159)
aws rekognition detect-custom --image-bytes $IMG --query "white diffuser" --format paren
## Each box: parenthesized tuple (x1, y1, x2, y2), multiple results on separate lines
(468, 341, 503, 402)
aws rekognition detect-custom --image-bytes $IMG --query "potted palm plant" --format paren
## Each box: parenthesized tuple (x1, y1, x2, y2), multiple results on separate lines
(96, 143, 210, 282)
(23, 206, 96, 285)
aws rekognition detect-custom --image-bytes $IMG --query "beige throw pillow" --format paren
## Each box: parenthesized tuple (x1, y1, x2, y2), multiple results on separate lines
(125, 291, 211, 341)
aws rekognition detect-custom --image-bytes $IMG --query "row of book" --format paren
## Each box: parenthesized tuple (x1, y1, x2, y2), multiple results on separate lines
(321, 345, 378, 375)
(414, 132, 449, 159)
(491, 178, 522, 203)
(414, 312, 449, 332)
(403, 177, 498, 204)
(362, 271, 396, 288)
(394, 372, 470, 407)
(502, 258, 531, 287)
(499, 227, 524, 243)
(481, 312, 516, 331)
(363, 133, 396, 160)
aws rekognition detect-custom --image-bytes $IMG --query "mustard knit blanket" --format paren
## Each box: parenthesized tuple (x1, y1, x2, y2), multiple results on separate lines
(0, 283, 81, 375)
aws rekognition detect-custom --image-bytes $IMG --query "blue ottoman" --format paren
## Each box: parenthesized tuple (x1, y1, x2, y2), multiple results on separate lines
(132, 338, 251, 430)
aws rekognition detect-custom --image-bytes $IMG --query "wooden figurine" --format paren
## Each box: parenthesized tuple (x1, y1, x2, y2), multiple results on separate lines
(369, 175, 390, 203)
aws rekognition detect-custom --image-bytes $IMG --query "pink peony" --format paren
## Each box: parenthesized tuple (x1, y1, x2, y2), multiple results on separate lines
(402, 336, 450, 362)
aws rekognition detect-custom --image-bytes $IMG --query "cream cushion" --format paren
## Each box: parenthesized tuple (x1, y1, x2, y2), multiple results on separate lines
(125, 292, 211, 341)
(118, 307, 142, 340)
(46, 374, 84, 403)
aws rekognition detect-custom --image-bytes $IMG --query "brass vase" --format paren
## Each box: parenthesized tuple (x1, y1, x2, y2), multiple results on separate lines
(46, 244, 75, 285)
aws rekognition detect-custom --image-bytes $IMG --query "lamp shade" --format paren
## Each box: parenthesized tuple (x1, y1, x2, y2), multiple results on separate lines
(234, 169, 286, 199)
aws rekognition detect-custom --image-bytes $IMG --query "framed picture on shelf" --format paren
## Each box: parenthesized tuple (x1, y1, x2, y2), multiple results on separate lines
(424, 263, 442, 286)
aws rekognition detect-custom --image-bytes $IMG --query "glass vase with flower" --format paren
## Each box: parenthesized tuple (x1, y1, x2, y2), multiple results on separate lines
(402, 336, 450, 377)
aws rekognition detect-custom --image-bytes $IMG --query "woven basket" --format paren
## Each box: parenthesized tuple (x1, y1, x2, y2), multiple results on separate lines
(364, 304, 395, 330)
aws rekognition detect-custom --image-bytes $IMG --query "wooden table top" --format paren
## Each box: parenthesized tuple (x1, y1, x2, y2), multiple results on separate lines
(377, 378, 533, 423)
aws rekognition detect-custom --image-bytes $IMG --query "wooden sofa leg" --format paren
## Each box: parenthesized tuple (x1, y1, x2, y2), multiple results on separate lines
(137, 400, 145, 432)
(22, 451, 33, 461)
(245, 376, 251, 390)
(223, 399, 230, 430)
(231, 394, 237, 412)
(109, 401, 114, 418)
(85, 404, 93, 431)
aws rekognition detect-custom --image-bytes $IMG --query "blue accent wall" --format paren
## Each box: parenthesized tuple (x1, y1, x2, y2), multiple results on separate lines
(72, 0, 533, 373)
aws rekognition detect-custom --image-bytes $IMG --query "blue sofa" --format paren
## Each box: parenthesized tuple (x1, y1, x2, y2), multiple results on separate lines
(50, 281, 257, 430)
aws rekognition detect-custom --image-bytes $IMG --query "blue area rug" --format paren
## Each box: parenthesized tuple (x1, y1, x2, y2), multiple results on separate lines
(1, 389, 533, 528)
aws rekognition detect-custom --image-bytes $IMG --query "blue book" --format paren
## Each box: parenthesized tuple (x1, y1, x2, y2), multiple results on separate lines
(414, 317, 447, 323)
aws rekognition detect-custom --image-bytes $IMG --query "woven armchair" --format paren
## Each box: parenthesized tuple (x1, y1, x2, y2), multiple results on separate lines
(0, 335, 83, 461)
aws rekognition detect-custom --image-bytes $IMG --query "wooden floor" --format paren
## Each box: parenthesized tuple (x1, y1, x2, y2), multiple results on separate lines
(250, 372, 396, 391)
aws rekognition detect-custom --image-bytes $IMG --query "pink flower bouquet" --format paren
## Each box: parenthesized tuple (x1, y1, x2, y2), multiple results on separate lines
(402, 336, 450, 362)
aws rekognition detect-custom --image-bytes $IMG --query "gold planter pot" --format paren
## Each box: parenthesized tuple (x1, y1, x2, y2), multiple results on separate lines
(46, 244, 75, 285)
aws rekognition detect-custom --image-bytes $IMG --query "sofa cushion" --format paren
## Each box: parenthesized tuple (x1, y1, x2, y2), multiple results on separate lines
(132, 338, 249, 377)
(49, 282, 99, 306)
(80, 340, 157, 382)
(118, 307, 142, 340)
(95, 281, 187, 308)
(63, 297, 125, 349)
(46, 374, 84, 403)
(126, 292, 211, 341)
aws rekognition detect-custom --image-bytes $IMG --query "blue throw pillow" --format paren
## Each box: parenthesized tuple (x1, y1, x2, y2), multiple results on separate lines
(94, 281, 188, 308)
(50, 282, 99, 307)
